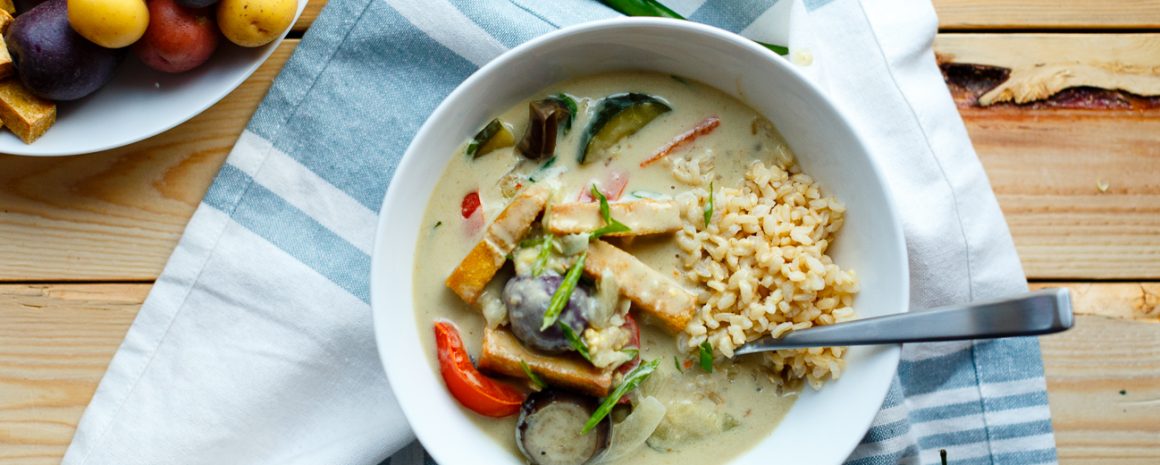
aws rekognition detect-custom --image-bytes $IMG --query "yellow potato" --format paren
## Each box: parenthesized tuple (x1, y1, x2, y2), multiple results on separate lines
(67, 0, 149, 49)
(218, 0, 296, 48)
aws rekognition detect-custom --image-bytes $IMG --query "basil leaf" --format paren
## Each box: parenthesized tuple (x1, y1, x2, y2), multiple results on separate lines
(582, 358, 661, 434)
(540, 251, 587, 330)
(699, 340, 714, 373)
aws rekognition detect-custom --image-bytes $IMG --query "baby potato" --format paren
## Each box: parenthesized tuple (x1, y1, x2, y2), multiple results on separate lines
(67, 0, 149, 49)
(133, 0, 218, 73)
(217, 0, 295, 48)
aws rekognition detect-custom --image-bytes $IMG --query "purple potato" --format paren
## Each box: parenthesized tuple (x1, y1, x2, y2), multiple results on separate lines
(176, 0, 219, 7)
(6, 0, 122, 101)
(516, 390, 610, 465)
(503, 274, 592, 354)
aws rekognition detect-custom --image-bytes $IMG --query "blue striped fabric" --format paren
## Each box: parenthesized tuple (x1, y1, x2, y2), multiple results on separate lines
(112, 0, 1059, 464)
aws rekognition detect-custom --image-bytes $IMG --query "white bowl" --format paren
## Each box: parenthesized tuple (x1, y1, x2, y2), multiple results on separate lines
(373, 18, 908, 465)
(0, 0, 306, 157)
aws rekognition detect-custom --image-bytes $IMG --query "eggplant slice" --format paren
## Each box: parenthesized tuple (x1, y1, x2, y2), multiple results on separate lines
(517, 390, 611, 465)
(468, 118, 516, 158)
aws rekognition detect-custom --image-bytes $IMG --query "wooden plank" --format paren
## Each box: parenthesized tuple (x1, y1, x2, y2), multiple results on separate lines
(0, 284, 146, 465)
(0, 41, 296, 282)
(1, 282, 1157, 464)
(293, 0, 325, 34)
(932, 0, 1160, 30)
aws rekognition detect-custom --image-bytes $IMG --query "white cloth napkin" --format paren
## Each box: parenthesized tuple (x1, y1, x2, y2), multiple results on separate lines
(63, 0, 1056, 464)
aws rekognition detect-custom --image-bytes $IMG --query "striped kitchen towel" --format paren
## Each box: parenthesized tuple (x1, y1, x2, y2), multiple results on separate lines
(62, 1, 1058, 464)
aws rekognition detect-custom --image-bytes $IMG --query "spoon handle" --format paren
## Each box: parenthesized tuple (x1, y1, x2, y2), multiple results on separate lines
(733, 288, 1073, 355)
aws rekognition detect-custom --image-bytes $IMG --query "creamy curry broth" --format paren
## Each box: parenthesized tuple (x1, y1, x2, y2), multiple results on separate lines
(412, 72, 796, 464)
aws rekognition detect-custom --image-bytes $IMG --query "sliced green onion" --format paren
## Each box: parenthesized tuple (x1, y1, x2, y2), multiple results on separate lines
(630, 190, 665, 200)
(558, 321, 592, 362)
(599, 0, 788, 55)
(520, 360, 547, 389)
(540, 251, 587, 330)
(590, 184, 631, 239)
(673, 355, 684, 373)
(703, 181, 714, 227)
(621, 348, 639, 360)
(698, 340, 714, 373)
(582, 358, 661, 434)
(532, 235, 554, 277)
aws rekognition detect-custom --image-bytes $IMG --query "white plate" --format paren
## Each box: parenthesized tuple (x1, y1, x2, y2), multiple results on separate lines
(0, 0, 306, 157)
(372, 18, 909, 465)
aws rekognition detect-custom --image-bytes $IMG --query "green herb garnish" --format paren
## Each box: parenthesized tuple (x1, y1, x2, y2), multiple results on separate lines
(673, 355, 684, 373)
(540, 251, 587, 330)
(582, 358, 661, 434)
(698, 340, 713, 372)
(532, 235, 554, 277)
(558, 321, 592, 362)
(621, 348, 639, 360)
(630, 190, 664, 200)
(433, 221, 442, 229)
(549, 94, 578, 134)
(703, 181, 714, 227)
(590, 184, 631, 238)
(520, 360, 547, 389)
(598, 0, 788, 55)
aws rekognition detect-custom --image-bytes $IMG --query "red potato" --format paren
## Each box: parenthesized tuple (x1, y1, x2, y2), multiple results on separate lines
(133, 0, 218, 73)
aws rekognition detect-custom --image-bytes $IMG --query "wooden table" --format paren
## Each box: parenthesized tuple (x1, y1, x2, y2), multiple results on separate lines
(1, 1, 1157, 463)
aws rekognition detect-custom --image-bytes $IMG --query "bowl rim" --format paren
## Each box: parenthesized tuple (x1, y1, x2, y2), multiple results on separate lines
(372, 16, 908, 465)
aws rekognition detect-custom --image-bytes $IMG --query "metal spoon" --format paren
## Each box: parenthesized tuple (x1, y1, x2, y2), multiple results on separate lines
(733, 288, 1073, 356)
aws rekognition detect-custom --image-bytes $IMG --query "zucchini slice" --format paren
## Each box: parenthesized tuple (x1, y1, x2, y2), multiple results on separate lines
(467, 118, 516, 158)
(578, 93, 671, 164)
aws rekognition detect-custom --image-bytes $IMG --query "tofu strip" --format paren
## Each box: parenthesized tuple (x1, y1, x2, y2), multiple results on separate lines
(546, 199, 681, 237)
(446, 185, 550, 304)
(584, 240, 696, 333)
(479, 327, 612, 397)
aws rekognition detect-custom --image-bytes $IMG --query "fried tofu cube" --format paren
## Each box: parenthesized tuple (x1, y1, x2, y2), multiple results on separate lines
(0, 0, 12, 14)
(0, 36, 12, 79)
(584, 240, 696, 333)
(0, 79, 56, 144)
(479, 327, 611, 397)
(446, 185, 550, 304)
(547, 199, 682, 237)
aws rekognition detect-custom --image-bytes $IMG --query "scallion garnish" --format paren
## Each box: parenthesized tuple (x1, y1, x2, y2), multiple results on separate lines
(582, 358, 661, 434)
(520, 360, 547, 389)
(673, 355, 684, 373)
(699, 340, 713, 372)
(557, 321, 592, 362)
(532, 235, 554, 277)
(621, 348, 639, 360)
(703, 181, 714, 227)
(540, 251, 587, 330)
(590, 184, 631, 238)
(598, 0, 789, 55)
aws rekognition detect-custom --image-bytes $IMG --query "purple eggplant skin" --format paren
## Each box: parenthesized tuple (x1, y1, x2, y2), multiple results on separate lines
(516, 390, 611, 465)
(176, 0, 220, 8)
(6, 0, 123, 101)
(503, 274, 593, 354)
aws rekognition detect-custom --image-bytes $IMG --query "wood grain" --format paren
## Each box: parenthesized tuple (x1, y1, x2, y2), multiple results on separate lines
(0, 43, 294, 282)
(293, 0, 326, 34)
(932, 0, 1160, 30)
(0, 285, 146, 465)
(1, 282, 1156, 464)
